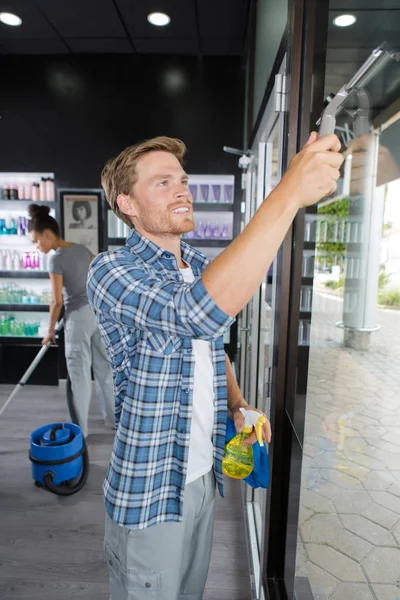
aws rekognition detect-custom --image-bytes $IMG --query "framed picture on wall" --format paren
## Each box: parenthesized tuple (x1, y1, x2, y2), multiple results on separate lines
(59, 189, 103, 255)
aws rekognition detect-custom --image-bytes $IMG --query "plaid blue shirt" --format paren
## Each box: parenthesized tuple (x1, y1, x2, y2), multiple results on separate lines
(87, 229, 234, 529)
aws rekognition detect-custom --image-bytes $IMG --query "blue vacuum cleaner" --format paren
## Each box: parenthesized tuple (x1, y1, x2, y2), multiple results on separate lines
(29, 422, 89, 496)
(0, 319, 89, 496)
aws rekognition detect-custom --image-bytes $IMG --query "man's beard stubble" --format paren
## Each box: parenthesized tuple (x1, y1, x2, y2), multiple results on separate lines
(140, 211, 195, 238)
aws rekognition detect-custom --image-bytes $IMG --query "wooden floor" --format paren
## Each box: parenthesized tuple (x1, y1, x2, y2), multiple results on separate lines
(0, 382, 251, 600)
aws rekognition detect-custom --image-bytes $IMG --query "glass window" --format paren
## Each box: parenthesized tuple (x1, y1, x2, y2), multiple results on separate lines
(295, 6, 400, 598)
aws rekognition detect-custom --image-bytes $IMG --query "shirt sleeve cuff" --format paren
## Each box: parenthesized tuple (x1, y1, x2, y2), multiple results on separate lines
(187, 276, 236, 339)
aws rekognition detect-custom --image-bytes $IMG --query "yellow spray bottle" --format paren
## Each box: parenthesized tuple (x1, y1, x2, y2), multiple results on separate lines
(222, 408, 267, 480)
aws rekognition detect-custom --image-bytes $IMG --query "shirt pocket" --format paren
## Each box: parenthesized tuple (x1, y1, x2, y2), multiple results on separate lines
(144, 332, 182, 356)
(105, 543, 161, 598)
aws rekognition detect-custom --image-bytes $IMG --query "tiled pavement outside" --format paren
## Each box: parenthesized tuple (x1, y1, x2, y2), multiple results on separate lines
(296, 286, 400, 600)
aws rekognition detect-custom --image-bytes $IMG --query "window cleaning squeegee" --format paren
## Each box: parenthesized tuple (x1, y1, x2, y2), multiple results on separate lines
(317, 43, 395, 137)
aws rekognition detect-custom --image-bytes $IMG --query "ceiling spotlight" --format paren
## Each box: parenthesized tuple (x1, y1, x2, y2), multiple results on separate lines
(333, 14, 357, 27)
(0, 12, 22, 26)
(147, 12, 170, 27)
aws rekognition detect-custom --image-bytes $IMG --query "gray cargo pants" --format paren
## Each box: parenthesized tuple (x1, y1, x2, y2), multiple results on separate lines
(64, 304, 115, 437)
(104, 470, 216, 600)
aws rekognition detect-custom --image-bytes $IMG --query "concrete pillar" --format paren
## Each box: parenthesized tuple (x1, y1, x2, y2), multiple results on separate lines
(341, 132, 384, 350)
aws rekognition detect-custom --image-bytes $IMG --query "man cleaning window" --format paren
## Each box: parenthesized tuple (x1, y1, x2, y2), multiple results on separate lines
(87, 132, 343, 600)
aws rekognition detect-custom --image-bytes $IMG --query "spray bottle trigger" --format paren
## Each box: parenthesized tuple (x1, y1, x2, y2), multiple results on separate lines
(255, 415, 267, 447)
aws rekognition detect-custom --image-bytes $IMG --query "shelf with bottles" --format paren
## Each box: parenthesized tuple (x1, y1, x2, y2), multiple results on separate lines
(0, 172, 55, 203)
(0, 304, 49, 312)
(302, 248, 350, 280)
(192, 203, 234, 212)
(107, 208, 233, 245)
(302, 250, 315, 278)
(0, 270, 49, 279)
(0, 248, 50, 272)
(0, 283, 51, 311)
(343, 255, 365, 280)
(182, 212, 233, 243)
(0, 215, 30, 237)
(187, 174, 235, 205)
(299, 285, 313, 313)
(304, 214, 364, 245)
(0, 209, 56, 238)
(185, 239, 228, 248)
(0, 199, 56, 210)
(0, 313, 47, 338)
(103, 174, 235, 213)
(298, 319, 311, 347)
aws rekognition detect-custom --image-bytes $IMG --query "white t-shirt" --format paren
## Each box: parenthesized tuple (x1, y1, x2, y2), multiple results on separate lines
(180, 266, 215, 485)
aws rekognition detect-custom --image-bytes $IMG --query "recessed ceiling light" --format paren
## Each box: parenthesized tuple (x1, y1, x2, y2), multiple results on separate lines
(147, 12, 170, 27)
(0, 12, 22, 26)
(333, 14, 357, 27)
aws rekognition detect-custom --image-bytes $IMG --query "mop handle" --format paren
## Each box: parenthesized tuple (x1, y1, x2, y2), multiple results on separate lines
(0, 319, 64, 419)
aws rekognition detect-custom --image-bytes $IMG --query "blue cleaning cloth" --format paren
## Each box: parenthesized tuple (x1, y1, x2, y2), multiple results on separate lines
(225, 417, 270, 488)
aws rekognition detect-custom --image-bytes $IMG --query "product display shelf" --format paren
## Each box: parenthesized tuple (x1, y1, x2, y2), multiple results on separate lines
(296, 214, 317, 357)
(107, 235, 231, 249)
(0, 335, 43, 344)
(0, 171, 60, 383)
(298, 251, 314, 348)
(185, 239, 229, 248)
(0, 270, 49, 279)
(0, 172, 56, 203)
(0, 304, 49, 312)
(2, 199, 56, 209)
(190, 203, 233, 212)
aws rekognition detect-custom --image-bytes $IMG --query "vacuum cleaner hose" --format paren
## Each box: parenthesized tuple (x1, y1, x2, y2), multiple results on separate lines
(42, 373, 90, 497)
(43, 438, 89, 496)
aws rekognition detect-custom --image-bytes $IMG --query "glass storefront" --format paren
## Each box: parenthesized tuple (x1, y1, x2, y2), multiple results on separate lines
(239, 2, 400, 599)
(294, 6, 400, 599)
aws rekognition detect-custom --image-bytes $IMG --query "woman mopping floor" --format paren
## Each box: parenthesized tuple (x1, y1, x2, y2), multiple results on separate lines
(28, 204, 115, 438)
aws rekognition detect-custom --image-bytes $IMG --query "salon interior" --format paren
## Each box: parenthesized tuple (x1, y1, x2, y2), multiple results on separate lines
(0, 1, 399, 599)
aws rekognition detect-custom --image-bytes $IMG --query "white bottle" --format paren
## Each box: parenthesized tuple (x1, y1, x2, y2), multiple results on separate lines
(5, 251, 12, 270)
(18, 182, 25, 200)
(45, 178, 55, 202)
(13, 251, 20, 271)
(24, 183, 32, 200)
(31, 183, 40, 201)
(39, 178, 46, 201)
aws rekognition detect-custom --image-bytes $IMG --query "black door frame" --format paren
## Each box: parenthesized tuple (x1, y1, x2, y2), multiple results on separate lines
(246, 1, 331, 599)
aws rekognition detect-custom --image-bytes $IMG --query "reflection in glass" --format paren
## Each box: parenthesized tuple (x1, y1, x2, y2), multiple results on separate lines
(295, 32, 400, 598)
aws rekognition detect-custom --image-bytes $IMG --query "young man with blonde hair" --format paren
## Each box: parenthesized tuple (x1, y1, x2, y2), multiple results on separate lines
(87, 133, 343, 600)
